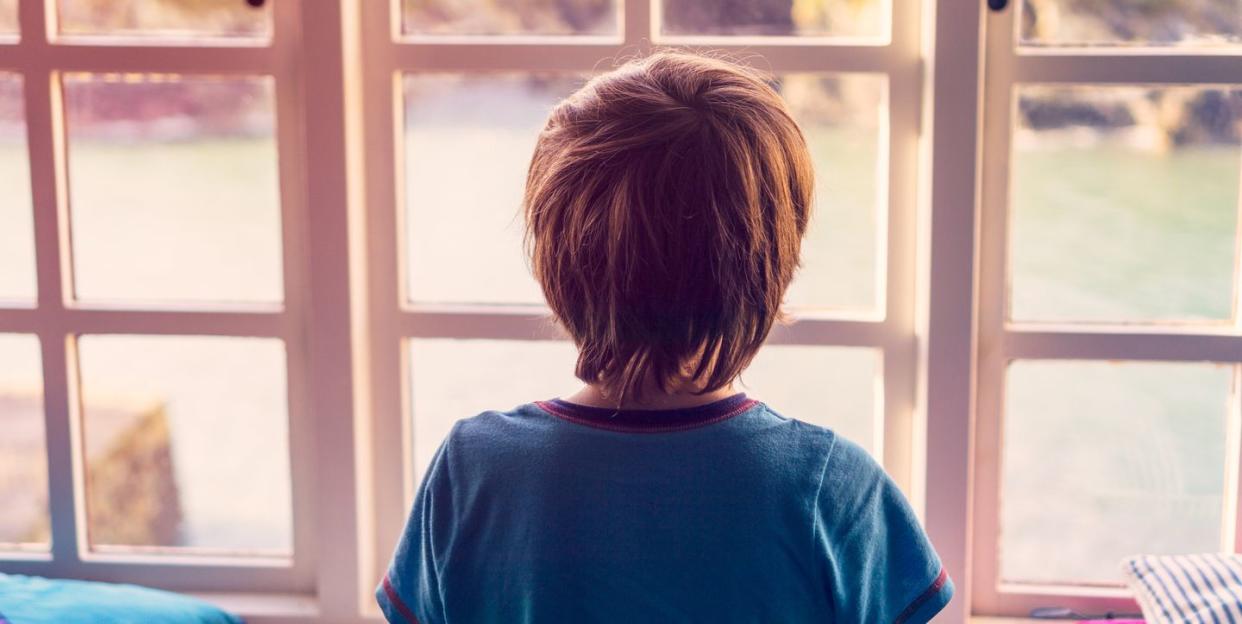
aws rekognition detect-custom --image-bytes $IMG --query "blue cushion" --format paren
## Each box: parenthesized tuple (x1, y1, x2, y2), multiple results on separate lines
(0, 574, 242, 624)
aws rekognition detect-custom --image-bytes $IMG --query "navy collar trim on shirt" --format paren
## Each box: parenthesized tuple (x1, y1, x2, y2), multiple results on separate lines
(534, 393, 759, 433)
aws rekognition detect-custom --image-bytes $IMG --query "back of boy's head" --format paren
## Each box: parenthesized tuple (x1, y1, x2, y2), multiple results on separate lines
(524, 51, 814, 402)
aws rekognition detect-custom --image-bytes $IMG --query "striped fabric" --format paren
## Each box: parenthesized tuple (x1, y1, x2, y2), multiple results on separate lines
(1123, 554, 1242, 624)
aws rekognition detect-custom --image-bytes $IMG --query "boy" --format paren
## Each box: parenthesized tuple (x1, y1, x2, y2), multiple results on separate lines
(378, 51, 952, 623)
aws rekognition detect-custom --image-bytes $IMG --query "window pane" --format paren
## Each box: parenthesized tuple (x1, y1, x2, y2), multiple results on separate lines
(403, 74, 586, 306)
(661, 0, 886, 38)
(77, 335, 290, 555)
(402, 0, 616, 36)
(0, 334, 48, 551)
(408, 338, 579, 480)
(403, 73, 883, 312)
(740, 345, 881, 455)
(57, 0, 270, 40)
(1020, 0, 1242, 47)
(782, 74, 885, 312)
(1010, 86, 1241, 324)
(0, 0, 16, 39)
(64, 74, 282, 305)
(1001, 360, 1232, 585)
(0, 74, 34, 303)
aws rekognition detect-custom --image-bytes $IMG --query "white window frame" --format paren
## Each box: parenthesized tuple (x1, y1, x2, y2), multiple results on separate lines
(0, 0, 369, 615)
(357, 0, 930, 613)
(969, 3, 1242, 618)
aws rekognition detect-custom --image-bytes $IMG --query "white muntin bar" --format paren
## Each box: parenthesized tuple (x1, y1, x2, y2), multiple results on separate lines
(0, 44, 274, 74)
(18, 0, 81, 573)
(1014, 52, 1242, 85)
(358, 0, 415, 598)
(1003, 329, 1242, 363)
(0, 308, 289, 337)
(272, 0, 324, 601)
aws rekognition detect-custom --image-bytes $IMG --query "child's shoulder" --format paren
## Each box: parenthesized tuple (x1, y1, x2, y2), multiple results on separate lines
(443, 403, 545, 443)
(754, 404, 881, 475)
(752, 403, 844, 446)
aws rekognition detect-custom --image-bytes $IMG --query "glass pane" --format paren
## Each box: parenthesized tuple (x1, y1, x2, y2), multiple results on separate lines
(57, 0, 270, 40)
(1010, 86, 1241, 323)
(403, 72, 884, 312)
(403, 74, 587, 305)
(740, 345, 881, 455)
(409, 338, 579, 480)
(78, 335, 290, 555)
(781, 74, 885, 312)
(0, 0, 17, 39)
(0, 334, 48, 551)
(64, 74, 282, 305)
(1020, 0, 1242, 47)
(661, 0, 886, 38)
(0, 74, 34, 303)
(402, 0, 616, 36)
(1001, 360, 1232, 585)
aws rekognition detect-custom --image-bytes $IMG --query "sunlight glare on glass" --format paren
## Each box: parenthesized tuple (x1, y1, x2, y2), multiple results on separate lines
(0, 0, 17, 39)
(741, 346, 882, 456)
(0, 74, 34, 303)
(64, 73, 283, 306)
(1000, 360, 1232, 585)
(77, 335, 292, 556)
(407, 339, 579, 485)
(780, 73, 886, 314)
(403, 73, 586, 306)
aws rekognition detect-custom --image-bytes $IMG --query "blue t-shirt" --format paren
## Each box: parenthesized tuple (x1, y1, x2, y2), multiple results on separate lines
(378, 394, 952, 623)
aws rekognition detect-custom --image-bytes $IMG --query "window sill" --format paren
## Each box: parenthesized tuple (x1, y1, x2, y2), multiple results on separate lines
(972, 619, 1045, 624)
(184, 598, 1091, 624)
(185, 602, 1041, 624)
(187, 600, 1059, 624)
(188, 592, 323, 624)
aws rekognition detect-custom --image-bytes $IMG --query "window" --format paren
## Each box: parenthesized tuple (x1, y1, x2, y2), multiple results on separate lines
(972, 2, 1242, 616)
(1, 0, 1237, 622)
(0, 0, 317, 594)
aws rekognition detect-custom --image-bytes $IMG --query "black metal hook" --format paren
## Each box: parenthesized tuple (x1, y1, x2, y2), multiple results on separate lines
(987, 0, 1008, 11)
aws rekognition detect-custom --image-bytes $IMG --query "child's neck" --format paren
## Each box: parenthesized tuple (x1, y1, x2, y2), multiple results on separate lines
(564, 382, 738, 411)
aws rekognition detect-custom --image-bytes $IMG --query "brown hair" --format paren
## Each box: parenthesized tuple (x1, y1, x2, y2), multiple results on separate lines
(524, 51, 814, 402)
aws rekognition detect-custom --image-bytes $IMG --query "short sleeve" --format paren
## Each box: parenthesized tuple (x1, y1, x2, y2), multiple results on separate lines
(376, 426, 457, 624)
(814, 435, 954, 624)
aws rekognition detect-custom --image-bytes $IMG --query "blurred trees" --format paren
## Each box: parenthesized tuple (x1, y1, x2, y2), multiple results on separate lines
(404, 0, 613, 34)
(58, 0, 265, 36)
(664, 0, 795, 34)
(66, 77, 272, 140)
(664, 0, 877, 36)
(1023, 0, 1242, 44)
